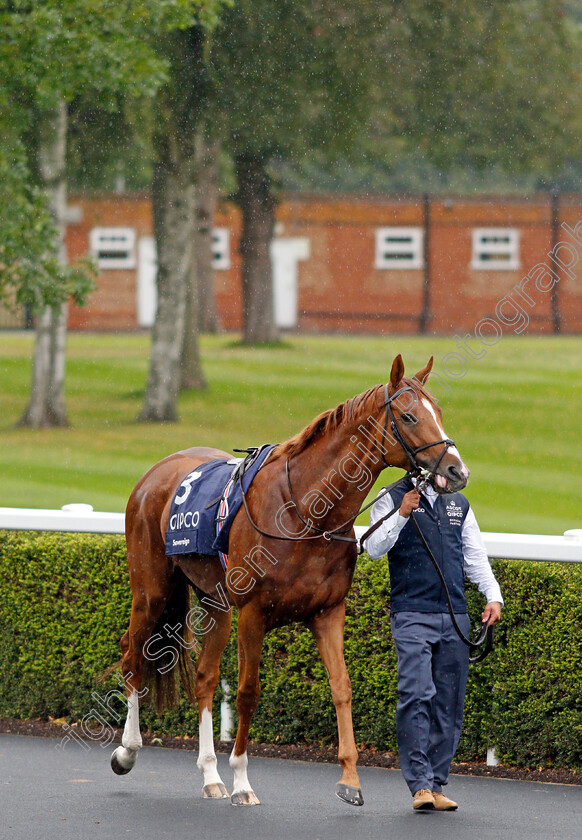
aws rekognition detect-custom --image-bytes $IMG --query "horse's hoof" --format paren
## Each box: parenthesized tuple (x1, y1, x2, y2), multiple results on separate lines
(203, 783, 229, 799)
(231, 790, 261, 806)
(111, 746, 137, 776)
(336, 783, 364, 806)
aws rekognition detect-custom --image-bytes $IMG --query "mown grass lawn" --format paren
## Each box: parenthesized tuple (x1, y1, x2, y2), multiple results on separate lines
(1, 331, 581, 535)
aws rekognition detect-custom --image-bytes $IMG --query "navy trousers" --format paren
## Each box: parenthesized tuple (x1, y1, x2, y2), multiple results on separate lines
(390, 611, 470, 795)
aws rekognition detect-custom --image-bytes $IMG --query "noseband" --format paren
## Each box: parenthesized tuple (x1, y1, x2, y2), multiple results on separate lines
(381, 384, 455, 477)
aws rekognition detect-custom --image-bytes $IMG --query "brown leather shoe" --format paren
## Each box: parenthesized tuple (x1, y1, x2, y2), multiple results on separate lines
(413, 789, 436, 810)
(432, 791, 458, 810)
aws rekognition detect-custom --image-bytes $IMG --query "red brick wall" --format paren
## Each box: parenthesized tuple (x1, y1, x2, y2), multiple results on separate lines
(428, 201, 554, 336)
(67, 194, 152, 331)
(213, 203, 242, 331)
(278, 196, 425, 333)
(65, 192, 582, 335)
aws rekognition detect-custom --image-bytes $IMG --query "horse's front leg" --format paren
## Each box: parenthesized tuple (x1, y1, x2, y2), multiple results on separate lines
(229, 604, 265, 806)
(310, 601, 363, 806)
(195, 604, 232, 799)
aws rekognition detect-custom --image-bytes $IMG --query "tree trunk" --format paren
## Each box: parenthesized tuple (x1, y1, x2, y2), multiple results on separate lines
(139, 26, 207, 421)
(138, 136, 196, 421)
(195, 132, 220, 334)
(180, 130, 218, 390)
(19, 101, 69, 428)
(180, 256, 207, 388)
(236, 153, 279, 344)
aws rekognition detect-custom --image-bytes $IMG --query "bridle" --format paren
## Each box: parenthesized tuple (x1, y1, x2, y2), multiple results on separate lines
(381, 383, 456, 476)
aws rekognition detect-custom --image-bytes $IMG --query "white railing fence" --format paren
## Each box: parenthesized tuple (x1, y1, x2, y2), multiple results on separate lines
(1, 504, 581, 562)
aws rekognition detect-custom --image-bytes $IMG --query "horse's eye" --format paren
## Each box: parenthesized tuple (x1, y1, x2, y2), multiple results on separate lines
(400, 412, 418, 424)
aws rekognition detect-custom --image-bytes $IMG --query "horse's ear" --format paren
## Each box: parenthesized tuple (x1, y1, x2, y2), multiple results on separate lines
(390, 354, 405, 388)
(414, 356, 433, 386)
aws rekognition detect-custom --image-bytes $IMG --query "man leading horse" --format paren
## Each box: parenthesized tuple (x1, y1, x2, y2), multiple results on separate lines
(365, 459, 503, 812)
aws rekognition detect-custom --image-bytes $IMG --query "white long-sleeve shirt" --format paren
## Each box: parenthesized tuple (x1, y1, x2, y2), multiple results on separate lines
(364, 480, 503, 605)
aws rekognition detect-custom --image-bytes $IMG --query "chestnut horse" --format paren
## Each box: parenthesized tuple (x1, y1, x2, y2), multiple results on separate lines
(111, 355, 469, 806)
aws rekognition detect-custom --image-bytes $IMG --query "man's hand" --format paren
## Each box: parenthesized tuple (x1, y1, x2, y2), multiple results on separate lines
(482, 602, 502, 625)
(399, 489, 420, 518)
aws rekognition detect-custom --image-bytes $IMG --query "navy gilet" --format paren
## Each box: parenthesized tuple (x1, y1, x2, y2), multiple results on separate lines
(387, 478, 470, 614)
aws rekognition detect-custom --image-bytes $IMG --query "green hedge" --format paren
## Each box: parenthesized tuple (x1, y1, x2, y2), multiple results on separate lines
(0, 531, 130, 720)
(1, 530, 581, 770)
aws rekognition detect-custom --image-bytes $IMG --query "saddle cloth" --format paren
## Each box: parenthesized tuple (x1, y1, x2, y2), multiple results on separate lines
(165, 444, 275, 566)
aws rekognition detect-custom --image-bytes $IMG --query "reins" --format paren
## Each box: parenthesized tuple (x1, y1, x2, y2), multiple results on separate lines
(358, 472, 494, 664)
(235, 448, 416, 545)
(236, 382, 454, 548)
(235, 380, 494, 663)
(284, 460, 422, 545)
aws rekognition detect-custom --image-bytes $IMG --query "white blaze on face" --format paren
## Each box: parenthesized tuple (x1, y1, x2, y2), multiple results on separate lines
(420, 397, 468, 479)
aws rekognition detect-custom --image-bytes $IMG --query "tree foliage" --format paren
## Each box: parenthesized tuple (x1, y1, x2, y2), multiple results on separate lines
(201, 0, 582, 345)
(0, 0, 222, 309)
(0, 0, 224, 426)
(0, 142, 93, 313)
(273, 1, 582, 190)
(392, 0, 582, 172)
(211, 0, 383, 159)
(205, 0, 388, 343)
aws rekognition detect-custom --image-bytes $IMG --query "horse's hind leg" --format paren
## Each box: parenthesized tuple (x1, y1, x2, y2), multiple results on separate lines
(110, 630, 150, 775)
(195, 603, 233, 798)
(310, 601, 363, 806)
(111, 556, 175, 776)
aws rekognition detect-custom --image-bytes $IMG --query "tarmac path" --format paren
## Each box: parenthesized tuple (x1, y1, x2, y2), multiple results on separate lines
(1, 733, 580, 840)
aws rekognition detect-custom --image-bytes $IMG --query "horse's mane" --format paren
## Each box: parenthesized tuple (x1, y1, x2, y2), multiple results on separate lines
(274, 384, 383, 460)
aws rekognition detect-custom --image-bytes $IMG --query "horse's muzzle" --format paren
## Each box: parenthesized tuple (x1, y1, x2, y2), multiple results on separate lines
(443, 461, 469, 492)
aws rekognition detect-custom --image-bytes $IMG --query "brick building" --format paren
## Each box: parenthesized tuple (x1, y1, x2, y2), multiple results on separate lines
(5, 192, 581, 335)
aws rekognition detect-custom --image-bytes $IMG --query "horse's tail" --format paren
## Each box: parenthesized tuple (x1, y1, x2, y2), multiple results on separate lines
(140, 572, 200, 715)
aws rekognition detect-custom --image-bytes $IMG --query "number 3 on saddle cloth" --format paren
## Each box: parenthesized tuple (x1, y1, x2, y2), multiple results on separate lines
(164, 444, 275, 570)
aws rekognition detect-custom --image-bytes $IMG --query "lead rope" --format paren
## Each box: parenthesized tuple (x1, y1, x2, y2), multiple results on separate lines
(285, 460, 421, 546)
(408, 501, 494, 664)
(236, 389, 494, 661)
(358, 473, 493, 663)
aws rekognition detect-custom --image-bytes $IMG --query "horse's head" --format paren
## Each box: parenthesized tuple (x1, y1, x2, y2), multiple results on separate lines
(382, 354, 469, 493)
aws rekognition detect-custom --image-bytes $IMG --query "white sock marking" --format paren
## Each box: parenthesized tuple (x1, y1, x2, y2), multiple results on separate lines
(197, 708, 224, 788)
(121, 690, 142, 752)
(229, 749, 252, 794)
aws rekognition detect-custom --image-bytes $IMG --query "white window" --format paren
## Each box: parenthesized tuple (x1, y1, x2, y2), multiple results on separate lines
(90, 227, 136, 269)
(375, 227, 424, 269)
(471, 228, 520, 270)
(211, 228, 231, 270)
